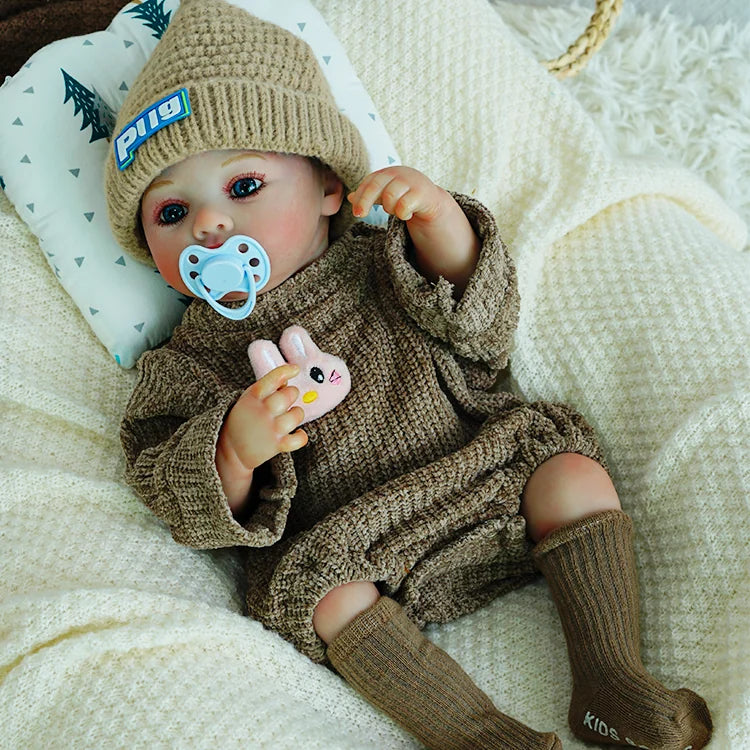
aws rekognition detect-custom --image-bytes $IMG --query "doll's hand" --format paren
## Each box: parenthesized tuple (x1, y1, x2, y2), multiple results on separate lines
(222, 364, 308, 470)
(348, 166, 446, 223)
(349, 166, 480, 297)
(217, 364, 307, 512)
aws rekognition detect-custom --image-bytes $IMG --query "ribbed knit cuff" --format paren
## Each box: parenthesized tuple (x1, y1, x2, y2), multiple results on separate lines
(326, 596, 401, 664)
(532, 509, 632, 561)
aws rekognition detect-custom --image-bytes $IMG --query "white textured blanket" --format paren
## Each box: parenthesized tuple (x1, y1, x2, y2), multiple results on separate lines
(1, 0, 748, 748)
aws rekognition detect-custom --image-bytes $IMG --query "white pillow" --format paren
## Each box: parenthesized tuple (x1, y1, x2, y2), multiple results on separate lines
(0, 0, 400, 368)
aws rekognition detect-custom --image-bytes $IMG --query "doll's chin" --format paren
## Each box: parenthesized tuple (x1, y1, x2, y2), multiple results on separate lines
(203, 281, 280, 302)
(218, 291, 249, 301)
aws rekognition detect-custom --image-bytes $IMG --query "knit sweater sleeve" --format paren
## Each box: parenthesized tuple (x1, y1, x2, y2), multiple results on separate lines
(120, 345, 297, 550)
(383, 193, 519, 371)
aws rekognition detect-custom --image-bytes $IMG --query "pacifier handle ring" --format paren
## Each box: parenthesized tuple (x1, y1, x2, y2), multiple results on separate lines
(195, 266, 257, 321)
(178, 235, 270, 320)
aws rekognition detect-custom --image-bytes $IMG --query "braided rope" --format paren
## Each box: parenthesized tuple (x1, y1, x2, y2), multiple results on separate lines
(545, 0, 623, 79)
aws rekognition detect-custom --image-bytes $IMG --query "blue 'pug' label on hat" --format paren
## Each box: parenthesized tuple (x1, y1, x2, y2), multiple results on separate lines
(114, 88, 191, 170)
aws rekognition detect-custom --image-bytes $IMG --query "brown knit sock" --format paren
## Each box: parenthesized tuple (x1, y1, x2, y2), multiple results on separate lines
(533, 510, 712, 749)
(327, 596, 561, 750)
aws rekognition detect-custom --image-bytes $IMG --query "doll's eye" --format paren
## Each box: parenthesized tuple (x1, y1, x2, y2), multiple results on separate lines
(310, 366, 325, 384)
(159, 203, 187, 225)
(230, 177, 261, 198)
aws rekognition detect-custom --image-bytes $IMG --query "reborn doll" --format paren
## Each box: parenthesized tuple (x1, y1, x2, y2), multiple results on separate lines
(104, 1, 712, 748)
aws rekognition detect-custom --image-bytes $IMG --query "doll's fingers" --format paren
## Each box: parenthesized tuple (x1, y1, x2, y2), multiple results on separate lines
(394, 179, 440, 222)
(379, 180, 412, 217)
(279, 429, 308, 453)
(392, 191, 420, 221)
(274, 406, 305, 436)
(250, 364, 300, 400)
(349, 171, 397, 218)
(264, 385, 300, 417)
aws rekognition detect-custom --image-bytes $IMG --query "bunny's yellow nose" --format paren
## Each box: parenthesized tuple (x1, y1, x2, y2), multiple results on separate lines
(303, 391, 318, 404)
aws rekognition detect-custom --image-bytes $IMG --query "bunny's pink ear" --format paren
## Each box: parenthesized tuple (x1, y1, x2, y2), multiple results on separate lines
(247, 339, 286, 380)
(279, 325, 321, 365)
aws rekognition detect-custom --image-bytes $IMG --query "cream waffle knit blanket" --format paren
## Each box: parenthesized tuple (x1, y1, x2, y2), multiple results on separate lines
(1, 0, 748, 747)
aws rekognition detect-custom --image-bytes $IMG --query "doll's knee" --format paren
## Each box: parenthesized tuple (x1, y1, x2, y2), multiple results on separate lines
(312, 580, 381, 645)
(521, 453, 620, 542)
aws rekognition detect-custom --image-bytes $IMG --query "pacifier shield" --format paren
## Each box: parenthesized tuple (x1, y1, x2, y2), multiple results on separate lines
(179, 235, 271, 320)
(201, 257, 245, 290)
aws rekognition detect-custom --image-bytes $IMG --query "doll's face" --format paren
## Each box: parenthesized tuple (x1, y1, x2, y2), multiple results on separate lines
(140, 149, 344, 299)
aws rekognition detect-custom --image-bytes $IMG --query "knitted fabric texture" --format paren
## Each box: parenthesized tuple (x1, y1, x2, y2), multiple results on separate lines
(120, 195, 606, 663)
(103, 0, 369, 264)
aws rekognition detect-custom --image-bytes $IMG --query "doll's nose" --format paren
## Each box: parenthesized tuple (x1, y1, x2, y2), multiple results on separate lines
(192, 205, 234, 242)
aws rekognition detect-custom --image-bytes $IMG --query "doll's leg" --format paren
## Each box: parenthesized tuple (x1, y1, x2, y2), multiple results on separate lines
(316, 582, 561, 750)
(522, 453, 712, 749)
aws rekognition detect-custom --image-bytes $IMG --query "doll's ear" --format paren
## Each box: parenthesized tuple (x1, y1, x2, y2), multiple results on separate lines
(247, 339, 286, 380)
(279, 325, 321, 365)
(321, 168, 345, 217)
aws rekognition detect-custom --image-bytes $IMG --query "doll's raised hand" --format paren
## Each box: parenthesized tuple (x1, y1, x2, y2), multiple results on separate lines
(216, 363, 307, 512)
(348, 166, 480, 296)
(348, 165, 445, 223)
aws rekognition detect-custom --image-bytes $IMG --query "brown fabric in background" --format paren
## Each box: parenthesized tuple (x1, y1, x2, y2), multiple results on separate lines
(0, 0, 124, 79)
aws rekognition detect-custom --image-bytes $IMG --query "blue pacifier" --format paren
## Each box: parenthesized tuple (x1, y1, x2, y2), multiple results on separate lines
(179, 235, 271, 320)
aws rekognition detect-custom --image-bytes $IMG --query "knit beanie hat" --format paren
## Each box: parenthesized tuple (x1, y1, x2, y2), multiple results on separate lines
(104, 0, 370, 265)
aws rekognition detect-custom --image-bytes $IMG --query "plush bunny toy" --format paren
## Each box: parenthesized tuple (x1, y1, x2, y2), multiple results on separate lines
(247, 326, 352, 425)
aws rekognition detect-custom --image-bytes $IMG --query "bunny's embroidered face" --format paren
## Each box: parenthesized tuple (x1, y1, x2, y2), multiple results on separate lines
(247, 326, 351, 425)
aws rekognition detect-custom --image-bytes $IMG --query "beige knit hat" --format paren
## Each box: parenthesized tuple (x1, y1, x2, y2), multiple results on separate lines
(104, 0, 370, 265)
